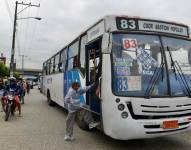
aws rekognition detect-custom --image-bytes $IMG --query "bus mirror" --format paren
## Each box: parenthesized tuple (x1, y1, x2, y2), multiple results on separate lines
(102, 33, 111, 54)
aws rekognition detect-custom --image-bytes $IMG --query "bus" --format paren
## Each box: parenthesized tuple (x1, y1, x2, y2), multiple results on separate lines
(41, 15, 191, 140)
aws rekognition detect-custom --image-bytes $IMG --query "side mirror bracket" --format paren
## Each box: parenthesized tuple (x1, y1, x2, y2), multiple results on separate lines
(102, 32, 112, 54)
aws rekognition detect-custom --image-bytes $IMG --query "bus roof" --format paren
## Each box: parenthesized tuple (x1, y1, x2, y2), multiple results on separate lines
(43, 15, 190, 63)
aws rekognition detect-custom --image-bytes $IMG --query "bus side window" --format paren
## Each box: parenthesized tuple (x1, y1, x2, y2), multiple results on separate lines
(50, 57, 55, 74)
(54, 53, 60, 73)
(79, 35, 87, 76)
(188, 49, 191, 65)
(47, 60, 51, 75)
(73, 55, 79, 68)
(60, 49, 67, 72)
(67, 41, 79, 71)
(43, 63, 47, 75)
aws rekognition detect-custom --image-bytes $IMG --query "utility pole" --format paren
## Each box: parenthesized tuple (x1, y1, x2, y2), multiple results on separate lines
(19, 54, 28, 78)
(10, 1, 18, 77)
(10, 1, 40, 77)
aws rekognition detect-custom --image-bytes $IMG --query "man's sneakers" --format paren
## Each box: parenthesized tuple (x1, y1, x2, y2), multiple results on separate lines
(89, 122, 100, 129)
(64, 135, 75, 141)
(64, 135, 71, 141)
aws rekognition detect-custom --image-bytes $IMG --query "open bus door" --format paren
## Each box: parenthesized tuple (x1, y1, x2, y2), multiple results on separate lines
(85, 39, 102, 115)
(76, 39, 102, 130)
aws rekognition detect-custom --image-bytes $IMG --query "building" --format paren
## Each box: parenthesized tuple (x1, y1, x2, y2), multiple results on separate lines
(0, 53, 6, 65)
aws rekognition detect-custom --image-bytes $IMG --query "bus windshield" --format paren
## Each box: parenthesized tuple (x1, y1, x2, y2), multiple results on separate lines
(112, 33, 191, 97)
(162, 37, 191, 96)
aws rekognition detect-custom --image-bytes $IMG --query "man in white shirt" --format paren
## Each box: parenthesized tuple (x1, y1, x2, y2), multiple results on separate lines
(64, 82, 94, 141)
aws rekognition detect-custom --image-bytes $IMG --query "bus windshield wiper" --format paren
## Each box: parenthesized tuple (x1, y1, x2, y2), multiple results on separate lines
(166, 46, 191, 97)
(166, 46, 177, 80)
(145, 47, 165, 98)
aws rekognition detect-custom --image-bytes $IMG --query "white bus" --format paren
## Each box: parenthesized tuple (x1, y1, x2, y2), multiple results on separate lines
(42, 15, 191, 140)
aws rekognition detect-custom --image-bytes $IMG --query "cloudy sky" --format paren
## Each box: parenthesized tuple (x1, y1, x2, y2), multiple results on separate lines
(0, 0, 191, 69)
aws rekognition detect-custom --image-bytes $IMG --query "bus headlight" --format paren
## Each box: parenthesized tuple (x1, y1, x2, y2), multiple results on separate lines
(121, 112, 128, 119)
(118, 104, 125, 111)
(116, 98, 120, 103)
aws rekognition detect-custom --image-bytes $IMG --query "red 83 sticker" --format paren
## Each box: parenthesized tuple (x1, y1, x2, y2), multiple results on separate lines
(123, 39, 138, 50)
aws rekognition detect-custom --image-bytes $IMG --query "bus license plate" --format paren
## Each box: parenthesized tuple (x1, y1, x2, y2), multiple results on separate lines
(163, 120, 179, 129)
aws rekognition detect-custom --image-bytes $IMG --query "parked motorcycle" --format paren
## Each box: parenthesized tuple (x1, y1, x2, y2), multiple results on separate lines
(4, 89, 15, 121)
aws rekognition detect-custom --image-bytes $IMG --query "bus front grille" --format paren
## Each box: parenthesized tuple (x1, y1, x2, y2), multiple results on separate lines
(127, 103, 191, 119)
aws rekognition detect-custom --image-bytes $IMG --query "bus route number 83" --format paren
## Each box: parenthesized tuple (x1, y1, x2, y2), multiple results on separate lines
(117, 77, 128, 91)
(116, 18, 138, 30)
(120, 19, 136, 29)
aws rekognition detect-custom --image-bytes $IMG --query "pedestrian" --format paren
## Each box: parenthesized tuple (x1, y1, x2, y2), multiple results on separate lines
(26, 81, 30, 95)
(0, 78, 6, 111)
(18, 79, 25, 104)
(64, 81, 94, 141)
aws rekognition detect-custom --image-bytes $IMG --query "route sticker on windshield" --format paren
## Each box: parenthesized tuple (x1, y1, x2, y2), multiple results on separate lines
(116, 76, 142, 91)
(114, 66, 131, 76)
(114, 57, 133, 67)
(122, 38, 138, 51)
(137, 48, 158, 74)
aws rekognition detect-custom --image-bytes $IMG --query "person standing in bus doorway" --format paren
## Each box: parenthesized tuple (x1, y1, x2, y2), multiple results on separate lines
(64, 82, 94, 141)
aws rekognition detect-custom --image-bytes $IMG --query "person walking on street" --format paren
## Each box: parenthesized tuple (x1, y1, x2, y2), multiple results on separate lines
(0, 78, 6, 111)
(18, 79, 25, 104)
(26, 81, 30, 95)
(64, 82, 94, 141)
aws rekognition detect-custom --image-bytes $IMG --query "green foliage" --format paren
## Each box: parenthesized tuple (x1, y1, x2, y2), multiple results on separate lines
(13, 71, 21, 78)
(0, 63, 9, 77)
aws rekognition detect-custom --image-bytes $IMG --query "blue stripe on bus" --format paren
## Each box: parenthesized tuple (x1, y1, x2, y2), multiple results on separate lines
(64, 70, 85, 107)
(63, 70, 100, 113)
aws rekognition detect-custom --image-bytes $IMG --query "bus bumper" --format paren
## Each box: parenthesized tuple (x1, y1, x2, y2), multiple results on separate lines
(102, 97, 191, 140)
(104, 116, 191, 140)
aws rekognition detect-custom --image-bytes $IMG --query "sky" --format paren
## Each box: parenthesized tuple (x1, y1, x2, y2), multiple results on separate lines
(0, 0, 191, 69)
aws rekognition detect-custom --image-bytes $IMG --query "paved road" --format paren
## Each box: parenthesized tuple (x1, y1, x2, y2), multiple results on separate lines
(0, 88, 191, 150)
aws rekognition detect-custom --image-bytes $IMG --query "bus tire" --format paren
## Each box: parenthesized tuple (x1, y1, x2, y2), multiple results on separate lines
(47, 91, 55, 106)
(76, 109, 90, 131)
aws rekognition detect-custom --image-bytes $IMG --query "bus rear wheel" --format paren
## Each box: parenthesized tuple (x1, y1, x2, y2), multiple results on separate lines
(47, 91, 55, 106)
(76, 109, 90, 131)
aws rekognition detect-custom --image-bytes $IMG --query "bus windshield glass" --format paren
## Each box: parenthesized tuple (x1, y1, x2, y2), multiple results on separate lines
(112, 33, 191, 98)
(112, 34, 169, 97)
(162, 37, 191, 96)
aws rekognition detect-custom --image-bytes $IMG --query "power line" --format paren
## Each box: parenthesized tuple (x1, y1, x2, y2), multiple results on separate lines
(27, 4, 41, 53)
(10, 1, 40, 76)
(22, 5, 31, 54)
(3, 0, 13, 23)
(4, 0, 22, 59)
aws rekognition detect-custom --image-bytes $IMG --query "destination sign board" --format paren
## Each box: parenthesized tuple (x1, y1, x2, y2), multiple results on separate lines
(116, 17, 189, 37)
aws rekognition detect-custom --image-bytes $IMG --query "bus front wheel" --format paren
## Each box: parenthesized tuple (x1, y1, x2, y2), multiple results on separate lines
(76, 109, 90, 131)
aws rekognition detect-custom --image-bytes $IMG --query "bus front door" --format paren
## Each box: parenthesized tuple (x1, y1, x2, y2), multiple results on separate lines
(86, 40, 101, 115)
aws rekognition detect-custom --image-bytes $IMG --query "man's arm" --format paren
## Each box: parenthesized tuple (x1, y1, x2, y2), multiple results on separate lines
(80, 83, 95, 94)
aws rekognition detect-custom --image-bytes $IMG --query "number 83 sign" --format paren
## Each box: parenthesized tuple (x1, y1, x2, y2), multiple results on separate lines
(123, 39, 138, 51)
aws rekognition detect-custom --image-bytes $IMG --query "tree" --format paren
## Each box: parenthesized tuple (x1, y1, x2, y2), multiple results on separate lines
(13, 71, 21, 78)
(0, 63, 9, 77)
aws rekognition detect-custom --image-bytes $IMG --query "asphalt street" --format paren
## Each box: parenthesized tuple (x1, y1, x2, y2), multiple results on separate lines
(0, 88, 191, 150)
